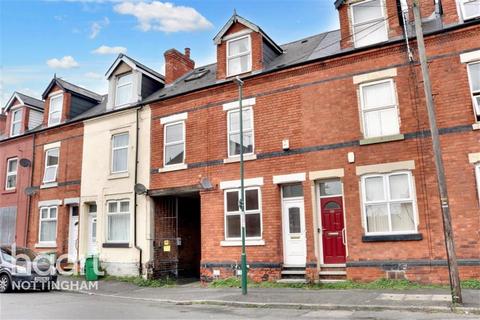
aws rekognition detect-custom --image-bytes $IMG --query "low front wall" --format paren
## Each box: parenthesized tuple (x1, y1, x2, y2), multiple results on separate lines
(201, 262, 282, 283)
(347, 260, 480, 284)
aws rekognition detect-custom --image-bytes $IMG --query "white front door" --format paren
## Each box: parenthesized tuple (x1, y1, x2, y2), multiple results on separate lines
(88, 204, 97, 256)
(68, 206, 79, 262)
(282, 198, 306, 267)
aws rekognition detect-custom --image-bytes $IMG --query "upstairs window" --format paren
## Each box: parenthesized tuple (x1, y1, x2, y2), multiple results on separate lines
(224, 187, 262, 240)
(351, 0, 388, 48)
(48, 94, 63, 127)
(361, 172, 417, 235)
(10, 109, 22, 137)
(227, 36, 252, 77)
(360, 79, 400, 138)
(164, 122, 185, 166)
(111, 133, 129, 173)
(227, 107, 254, 157)
(115, 73, 133, 107)
(467, 61, 480, 122)
(43, 148, 59, 183)
(459, 0, 480, 20)
(5, 158, 18, 190)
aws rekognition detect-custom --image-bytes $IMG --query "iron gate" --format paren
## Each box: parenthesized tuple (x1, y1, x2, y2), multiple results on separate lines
(154, 197, 179, 278)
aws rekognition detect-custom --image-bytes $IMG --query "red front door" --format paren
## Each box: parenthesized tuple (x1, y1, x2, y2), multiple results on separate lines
(321, 196, 346, 264)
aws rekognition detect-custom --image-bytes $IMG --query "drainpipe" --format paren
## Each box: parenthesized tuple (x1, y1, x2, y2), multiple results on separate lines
(134, 107, 143, 276)
(24, 133, 35, 247)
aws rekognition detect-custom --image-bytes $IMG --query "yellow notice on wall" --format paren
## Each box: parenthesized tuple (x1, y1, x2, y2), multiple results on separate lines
(163, 240, 171, 252)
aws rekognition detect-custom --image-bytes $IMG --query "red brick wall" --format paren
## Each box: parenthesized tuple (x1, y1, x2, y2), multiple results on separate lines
(216, 23, 264, 79)
(164, 48, 195, 84)
(0, 134, 34, 246)
(150, 23, 480, 282)
(26, 122, 83, 257)
(0, 114, 6, 134)
(42, 85, 71, 126)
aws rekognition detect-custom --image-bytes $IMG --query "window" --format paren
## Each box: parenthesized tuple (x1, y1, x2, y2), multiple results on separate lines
(459, 0, 480, 20)
(107, 200, 130, 242)
(10, 109, 22, 136)
(164, 122, 185, 166)
(48, 94, 63, 127)
(361, 171, 417, 235)
(351, 0, 388, 48)
(111, 133, 129, 173)
(467, 62, 480, 122)
(360, 79, 400, 138)
(39, 206, 57, 243)
(282, 184, 304, 198)
(43, 148, 59, 183)
(227, 107, 254, 157)
(5, 158, 18, 190)
(226, 36, 252, 77)
(224, 188, 262, 239)
(115, 73, 133, 107)
(476, 164, 480, 205)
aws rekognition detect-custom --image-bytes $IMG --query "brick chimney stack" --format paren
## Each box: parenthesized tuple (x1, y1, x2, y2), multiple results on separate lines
(164, 48, 195, 84)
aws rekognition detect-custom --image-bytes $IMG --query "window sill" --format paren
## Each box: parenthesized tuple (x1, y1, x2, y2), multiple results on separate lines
(359, 134, 405, 146)
(158, 164, 188, 173)
(102, 243, 130, 248)
(40, 182, 58, 189)
(108, 172, 129, 180)
(472, 123, 480, 131)
(224, 154, 257, 164)
(220, 239, 265, 247)
(35, 242, 57, 248)
(2, 189, 17, 195)
(362, 233, 423, 242)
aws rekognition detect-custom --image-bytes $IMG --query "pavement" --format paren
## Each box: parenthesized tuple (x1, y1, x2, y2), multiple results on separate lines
(57, 277, 480, 315)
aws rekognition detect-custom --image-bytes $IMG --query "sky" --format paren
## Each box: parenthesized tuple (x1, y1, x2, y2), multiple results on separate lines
(0, 0, 340, 108)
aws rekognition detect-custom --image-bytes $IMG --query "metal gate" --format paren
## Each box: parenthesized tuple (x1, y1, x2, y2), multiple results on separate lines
(153, 197, 179, 278)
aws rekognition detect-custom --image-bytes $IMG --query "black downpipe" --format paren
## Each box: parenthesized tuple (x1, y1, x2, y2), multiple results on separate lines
(134, 107, 143, 276)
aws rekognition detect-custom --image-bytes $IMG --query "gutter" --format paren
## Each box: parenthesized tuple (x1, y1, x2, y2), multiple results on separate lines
(134, 107, 143, 276)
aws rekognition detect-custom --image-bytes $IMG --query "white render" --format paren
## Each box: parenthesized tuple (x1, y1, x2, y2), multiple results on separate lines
(79, 106, 153, 277)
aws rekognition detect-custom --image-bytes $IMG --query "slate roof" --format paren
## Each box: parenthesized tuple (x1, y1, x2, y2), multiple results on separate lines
(15, 92, 44, 110)
(42, 77, 103, 102)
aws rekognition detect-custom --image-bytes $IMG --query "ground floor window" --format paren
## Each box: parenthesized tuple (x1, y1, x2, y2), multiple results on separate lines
(361, 171, 417, 235)
(224, 187, 262, 239)
(476, 164, 480, 205)
(39, 206, 57, 243)
(107, 200, 130, 242)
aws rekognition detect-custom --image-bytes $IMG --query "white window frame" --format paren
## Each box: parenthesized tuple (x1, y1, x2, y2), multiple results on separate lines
(38, 206, 58, 244)
(10, 108, 22, 137)
(48, 94, 63, 127)
(163, 121, 186, 167)
(459, 0, 480, 20)
(5, 158, 18, 190)
(224, 187, 263, 241)
(226, 35, 252, 77)
(115, 73, 134, 107)
(359, 78, 400, 138)
(111, 133, 129, 174)
(43, 148, 59, 183)
(227, 107, 255, 158)
(466, 61, 480, 122)
(351, 0, 389, 48)
(361, 171, 418, 236)
(106, 200, 131, 243)
(476, 164, 480, 206)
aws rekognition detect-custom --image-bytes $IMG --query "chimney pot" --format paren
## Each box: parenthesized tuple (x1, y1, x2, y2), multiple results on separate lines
(185, 48, 191, 58)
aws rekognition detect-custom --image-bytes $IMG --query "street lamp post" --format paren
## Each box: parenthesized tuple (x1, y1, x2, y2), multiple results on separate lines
(233, 76, 247, 295)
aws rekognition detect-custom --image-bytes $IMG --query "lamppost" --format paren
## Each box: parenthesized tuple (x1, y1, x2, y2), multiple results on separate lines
(233, 76, 247, 295)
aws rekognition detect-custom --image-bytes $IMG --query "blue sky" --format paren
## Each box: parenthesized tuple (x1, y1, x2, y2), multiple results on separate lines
(0, 0, 339, 108)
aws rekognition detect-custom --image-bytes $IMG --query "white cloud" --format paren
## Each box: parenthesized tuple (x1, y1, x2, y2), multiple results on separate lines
(114, 1, 212, 33)
(92, 45, 127, 55)
(46, 56, 80, 69)
(89, 17, 110, 39)
(84, 72, 104, 79)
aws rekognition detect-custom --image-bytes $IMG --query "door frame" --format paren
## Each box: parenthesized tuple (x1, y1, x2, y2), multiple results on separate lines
(87, 211, 97, 256)
(68, 206, 79, 263)
(281, 188, 307, 268)
(315, 179, 348, 266)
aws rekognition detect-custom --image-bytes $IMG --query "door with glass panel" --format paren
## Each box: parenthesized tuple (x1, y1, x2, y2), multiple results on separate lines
(88, 204, 97, 256)
(281, 184, 306, 267)
(319, 180, 346, 264)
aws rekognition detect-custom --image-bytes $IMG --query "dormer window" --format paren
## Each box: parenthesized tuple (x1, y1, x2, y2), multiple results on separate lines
(10, 108, 22, 136)
(460, 0, 480, 20)
(351, 0, 388, 48)
(48, 94, 63, 127)
(115, 73, 133, 107)
(227, 35, 252, 77)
